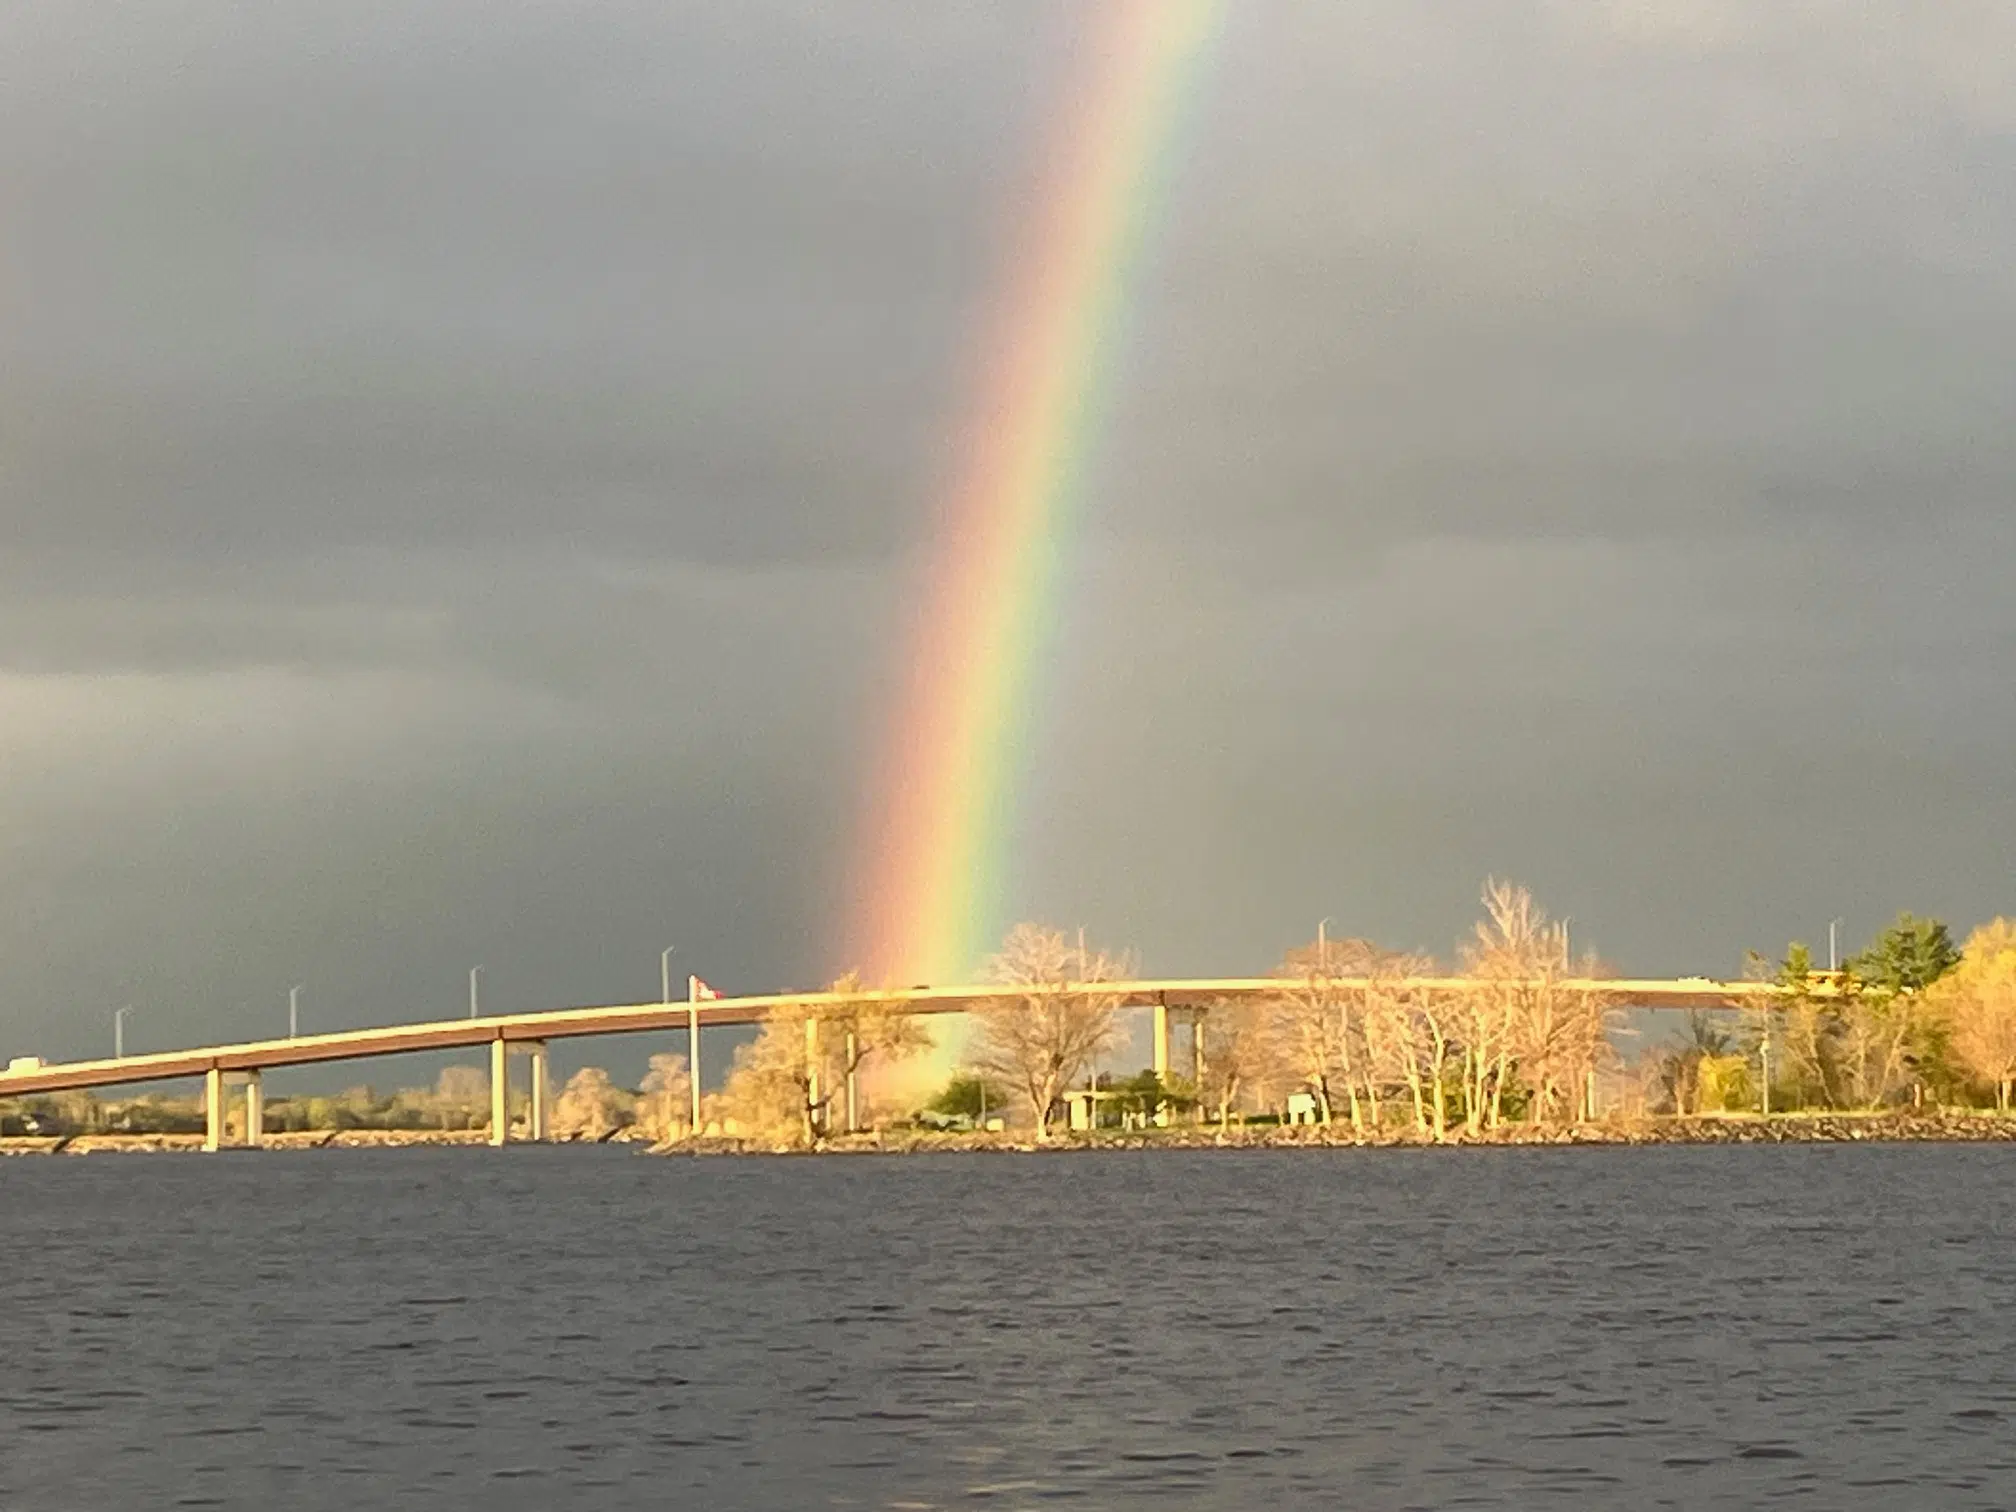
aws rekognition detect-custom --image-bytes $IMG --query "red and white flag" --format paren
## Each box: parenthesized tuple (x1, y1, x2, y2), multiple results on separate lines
(689, 977, 721, 1002)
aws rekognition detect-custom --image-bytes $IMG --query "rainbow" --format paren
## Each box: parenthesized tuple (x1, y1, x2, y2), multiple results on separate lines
(852, 1, 1224, 986)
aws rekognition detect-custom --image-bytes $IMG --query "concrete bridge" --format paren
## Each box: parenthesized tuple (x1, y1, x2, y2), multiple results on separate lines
(0, 976, 1772, 1149)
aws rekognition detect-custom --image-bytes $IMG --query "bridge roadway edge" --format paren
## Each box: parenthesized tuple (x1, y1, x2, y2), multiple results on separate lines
(0, 978, 1773, 1100)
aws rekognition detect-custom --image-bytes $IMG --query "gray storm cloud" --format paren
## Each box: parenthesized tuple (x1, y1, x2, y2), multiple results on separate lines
(2, 1, 2012, 1076)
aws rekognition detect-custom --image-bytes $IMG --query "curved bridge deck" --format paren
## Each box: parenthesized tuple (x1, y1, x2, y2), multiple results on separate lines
(0, 977, 1771, 1099)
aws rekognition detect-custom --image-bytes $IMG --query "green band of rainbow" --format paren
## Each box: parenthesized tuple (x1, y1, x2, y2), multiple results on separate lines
(853, 1, 1224, 984)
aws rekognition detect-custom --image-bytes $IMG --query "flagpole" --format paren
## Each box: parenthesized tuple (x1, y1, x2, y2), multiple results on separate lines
(687, 974, 703, 1138)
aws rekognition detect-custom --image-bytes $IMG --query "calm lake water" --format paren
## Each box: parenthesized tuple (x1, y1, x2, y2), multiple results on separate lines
(5, 1144, 2016, 1510)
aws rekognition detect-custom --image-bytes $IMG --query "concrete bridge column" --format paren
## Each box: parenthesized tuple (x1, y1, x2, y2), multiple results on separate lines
(489, 1036, 509, 1147)
(528, 1042, 549, 1142)
(1152, 998, 1173, 1126)
(244, 1070, 263, 1148)
(204, 1065, 224, 1152)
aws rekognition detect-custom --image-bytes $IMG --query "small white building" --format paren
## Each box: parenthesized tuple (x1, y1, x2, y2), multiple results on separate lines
(1286, 1092, 1321, 1125)
(1065, 1090, 1124, 1131)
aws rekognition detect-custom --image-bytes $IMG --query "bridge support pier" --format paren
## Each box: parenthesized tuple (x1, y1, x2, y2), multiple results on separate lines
(244, 1070, 263, 1148)
(1151, 1001, 1208, 1127)
(204, 1065, 224, 1152)
(489, 1037, 509, 1147)
(1153, 1000, 1200, 1126)
(487, 1038, 551, 1146)
(202, 1068, 263, 1151)
(528, 1043, 550, 1142)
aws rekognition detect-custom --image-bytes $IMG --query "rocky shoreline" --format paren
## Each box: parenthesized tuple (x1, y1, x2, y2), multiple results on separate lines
(7, 1113, 2015, 1157)
(656, 1111, 2016, 1156)
(0, 1127, 649, 1156)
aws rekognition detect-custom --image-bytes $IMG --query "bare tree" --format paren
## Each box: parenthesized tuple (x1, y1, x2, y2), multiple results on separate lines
(1746, 939, 1942, 1111)
(1358, 955, 1440, 1133)
(434, 1065, 489, 1130)
(1762, 946, 1845, 1109)
(1262, 982, 1343, 1126)
(1461, 879, 1617, 1127)
(1377, 978, 1458, 1139)
(721, 974, 932, 1146)
(1265, 935, 1369, 1126)
(969, 923, 1131, 1141)
(1264, 935, 1433, 1132)
(1193, 996, 1264, 1131)
(718, 1034, 802, 1142)
(1835, 991, 1927, 1109)
(636, 1052, 692, 1142)
(551, 1067, 631, 1141)
(1454, 881, 1538, 1131)
(1932, 920, 2016, 1110)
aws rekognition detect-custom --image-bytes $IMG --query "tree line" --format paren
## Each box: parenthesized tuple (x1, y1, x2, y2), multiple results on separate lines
(1655, 914, 2016, 1115)
(708, 880, 2016, 1144)
(702, 880, 1626, 1143)
(10, 884, 2014, 1143)
(936, 880, 1619, 1143)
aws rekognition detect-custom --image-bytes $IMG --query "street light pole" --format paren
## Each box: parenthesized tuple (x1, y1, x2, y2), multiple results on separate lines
(114, 1005, 134, 1060)
(1317, 917, 1334, 975)
(289, 985, 302, 1040)
(661, 947, 676, 1007)
(1829, 919, 1844, 973)
(469, 966, 482, 1020)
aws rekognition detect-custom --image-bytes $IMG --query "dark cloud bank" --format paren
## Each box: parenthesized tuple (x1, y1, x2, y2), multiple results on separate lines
(3, 2, 2012, 1080)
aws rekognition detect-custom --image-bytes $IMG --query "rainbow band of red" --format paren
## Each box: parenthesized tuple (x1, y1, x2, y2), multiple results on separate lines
(852, 1, 1224, 985)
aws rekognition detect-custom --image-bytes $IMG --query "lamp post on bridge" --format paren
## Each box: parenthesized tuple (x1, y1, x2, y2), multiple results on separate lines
(469, 966, 482, 1020)
(289, 985, 302, 1040)
(114, 1005, 135, 1060)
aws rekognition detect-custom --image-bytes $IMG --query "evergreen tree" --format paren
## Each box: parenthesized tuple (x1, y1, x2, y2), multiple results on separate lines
(1850, 914, 1960, 995)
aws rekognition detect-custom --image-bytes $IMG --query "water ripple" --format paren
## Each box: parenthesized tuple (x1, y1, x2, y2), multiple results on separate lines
(4, 1144, 2016, 1508)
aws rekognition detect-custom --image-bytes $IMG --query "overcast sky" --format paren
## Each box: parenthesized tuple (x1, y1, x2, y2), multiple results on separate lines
(4, 1, 2013, 1074)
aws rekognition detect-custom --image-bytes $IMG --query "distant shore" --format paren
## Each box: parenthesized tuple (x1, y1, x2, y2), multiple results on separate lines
(672, 1110, 2016, 1156)
(9, 1112, 2016, 1156)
